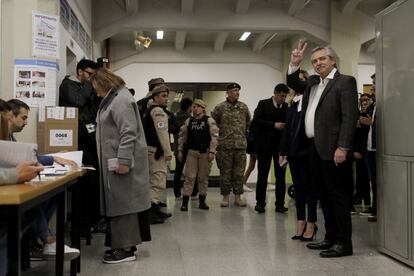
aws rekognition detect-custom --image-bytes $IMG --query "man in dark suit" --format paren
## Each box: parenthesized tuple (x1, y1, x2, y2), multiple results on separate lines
(287, 41, 358, 257)
(253, 84, 289, 213)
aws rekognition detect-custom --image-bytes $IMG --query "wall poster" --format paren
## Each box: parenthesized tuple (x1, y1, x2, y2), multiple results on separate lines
(32, 11, 60, 59)
(14, 59, 58, 108)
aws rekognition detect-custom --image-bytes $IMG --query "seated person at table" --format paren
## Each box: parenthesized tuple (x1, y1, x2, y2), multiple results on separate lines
(0, 99, 80, 262)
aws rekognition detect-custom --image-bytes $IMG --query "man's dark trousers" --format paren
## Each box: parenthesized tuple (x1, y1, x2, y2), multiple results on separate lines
(256, 151, 286, 208)
(309, 139, 352, 244)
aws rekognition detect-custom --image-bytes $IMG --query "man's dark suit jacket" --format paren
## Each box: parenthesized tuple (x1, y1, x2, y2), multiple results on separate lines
(287, 69, 358, 161)
(252, 97, 288, 153)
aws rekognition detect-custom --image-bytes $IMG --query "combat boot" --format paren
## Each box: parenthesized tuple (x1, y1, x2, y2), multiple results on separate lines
(199, 195, 209, 210)
(181, 196, 189, 211)
(154, 203, 172, 219)
(234, 194, 247, 207)
(150, 204, 164, 224)
(220, 194, 230, 207)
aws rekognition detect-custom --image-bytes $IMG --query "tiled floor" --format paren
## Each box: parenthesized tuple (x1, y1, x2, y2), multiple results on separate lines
(26, 188, 414, 275)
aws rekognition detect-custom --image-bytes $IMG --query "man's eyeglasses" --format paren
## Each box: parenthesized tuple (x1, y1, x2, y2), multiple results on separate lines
(83, 69, 95, 75)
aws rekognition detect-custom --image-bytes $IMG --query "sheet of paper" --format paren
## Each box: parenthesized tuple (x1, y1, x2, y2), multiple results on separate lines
(38, 104, 45, 122)
(46, 150, 83, 167)
(66, 107, 76, 119)
(0, 140, 38, 168)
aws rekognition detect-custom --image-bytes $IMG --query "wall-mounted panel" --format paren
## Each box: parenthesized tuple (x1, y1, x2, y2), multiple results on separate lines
(381, 0, 414, 156)
(383, 160, 409, 258)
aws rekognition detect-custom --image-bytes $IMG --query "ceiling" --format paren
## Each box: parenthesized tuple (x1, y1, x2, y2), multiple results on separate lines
(92, 0, 398, 63)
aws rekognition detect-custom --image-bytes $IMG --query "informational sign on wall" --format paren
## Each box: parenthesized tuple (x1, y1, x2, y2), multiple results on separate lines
(32, 11, 59, 59)
(14, 59, 57, 107)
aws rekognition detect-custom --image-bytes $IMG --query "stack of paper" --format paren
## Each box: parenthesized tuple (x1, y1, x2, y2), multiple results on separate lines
(0, 140, 38, 168)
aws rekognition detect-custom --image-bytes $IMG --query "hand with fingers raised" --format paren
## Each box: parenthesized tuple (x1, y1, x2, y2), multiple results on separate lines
(290, 39, 308, 67)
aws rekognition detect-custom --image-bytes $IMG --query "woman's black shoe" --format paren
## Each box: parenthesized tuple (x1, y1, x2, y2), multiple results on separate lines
(103, 249, 136, 264)
(291, 222, 307, 240)
(300, 225, 318, 242)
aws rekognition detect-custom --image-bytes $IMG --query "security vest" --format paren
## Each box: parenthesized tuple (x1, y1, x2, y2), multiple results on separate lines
(143, 105, 163, 149)
(187, 115, 211, 153)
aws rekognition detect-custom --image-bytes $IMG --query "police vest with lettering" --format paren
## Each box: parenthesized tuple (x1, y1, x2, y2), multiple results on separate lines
(187, 115, 211, 153)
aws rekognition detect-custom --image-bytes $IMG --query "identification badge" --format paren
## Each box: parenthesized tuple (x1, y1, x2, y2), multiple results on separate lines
(157, 122, 165, 129)
(85, 123, 96, 133)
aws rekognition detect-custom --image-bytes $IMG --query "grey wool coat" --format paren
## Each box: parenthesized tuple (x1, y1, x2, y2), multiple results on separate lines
(96, 86, 151, 217)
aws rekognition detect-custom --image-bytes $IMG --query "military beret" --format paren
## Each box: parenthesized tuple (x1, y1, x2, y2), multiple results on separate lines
(151, 84, 169, 96)
(226, 82, 241, 91)
(148, 77, 165, 87)
(193, 99, 207, 108)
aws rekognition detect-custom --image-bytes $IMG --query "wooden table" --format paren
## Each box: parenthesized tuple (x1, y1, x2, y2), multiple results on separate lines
(0, 170, 85, 276)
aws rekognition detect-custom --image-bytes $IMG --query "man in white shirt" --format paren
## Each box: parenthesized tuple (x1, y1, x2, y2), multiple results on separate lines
(287, 41, 358, 258)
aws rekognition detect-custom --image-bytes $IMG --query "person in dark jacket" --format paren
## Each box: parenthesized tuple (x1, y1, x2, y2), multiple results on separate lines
(59, 59, 104, 235)
(173, 98, 199, 198)
(352, 94, 371, 208)
(287, 41, 358, 258)
(253, 83, 289, 213)
(280, 70, 318, 241)
(358, 74, 377, 222)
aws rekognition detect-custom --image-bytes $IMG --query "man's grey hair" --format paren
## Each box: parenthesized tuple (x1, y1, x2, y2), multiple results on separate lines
(312, 46, 337, 60)
(311, 45, 338, 67)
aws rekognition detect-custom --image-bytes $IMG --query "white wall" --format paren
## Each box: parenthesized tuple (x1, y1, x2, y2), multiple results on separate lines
(357, 64, 375, 93)
(116, 63, 283, 113)
(115, 62, 283, 183)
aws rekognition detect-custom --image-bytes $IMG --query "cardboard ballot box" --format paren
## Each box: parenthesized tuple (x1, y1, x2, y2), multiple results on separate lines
(37, 106, 78, 154)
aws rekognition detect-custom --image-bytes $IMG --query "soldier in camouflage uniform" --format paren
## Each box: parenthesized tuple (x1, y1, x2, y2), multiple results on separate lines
(212, 83, 251, 207)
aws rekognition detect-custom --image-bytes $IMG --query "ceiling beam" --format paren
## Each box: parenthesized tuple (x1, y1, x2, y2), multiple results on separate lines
(235, 0, 250, 14)
(125, 0, 139, 15)
(214, 32, 229, 51)
(181, 0, 194, 14)
(252, 33, 275, 53)
(175, 31, 187, 50)
(94, 9, 330, 44)
(340, 0, 363, 14)
(288, 0, 308, 16)
(113, 0, 125, 10)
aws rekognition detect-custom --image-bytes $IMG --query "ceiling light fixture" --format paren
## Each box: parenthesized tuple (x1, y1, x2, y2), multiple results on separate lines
(134, 35, 152, 48)
(156, 30, 164, 39)
(239, 32, 251, 41)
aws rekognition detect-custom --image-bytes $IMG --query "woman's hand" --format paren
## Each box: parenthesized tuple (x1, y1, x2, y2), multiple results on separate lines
(54, 156, 79, 169)
(115, 164, 129, 174)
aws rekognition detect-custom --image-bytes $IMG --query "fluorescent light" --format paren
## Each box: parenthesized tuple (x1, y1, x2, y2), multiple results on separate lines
(239, 32, 251, 41)
(156, 30, 164, 39)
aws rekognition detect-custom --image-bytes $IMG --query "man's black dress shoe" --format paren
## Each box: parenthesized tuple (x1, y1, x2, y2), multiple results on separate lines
(159, 201, 167, 207)
(255, 205, 265, 213)
(275, 206, 288, 213)
(306, 239, 335, 250)
(320, 244, 353, 258)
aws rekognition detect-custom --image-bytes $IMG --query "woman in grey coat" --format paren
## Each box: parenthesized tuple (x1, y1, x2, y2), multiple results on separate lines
(91, 68, 151, 264)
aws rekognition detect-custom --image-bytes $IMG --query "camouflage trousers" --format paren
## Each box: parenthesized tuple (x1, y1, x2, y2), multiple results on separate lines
(216, 149, 246, 195)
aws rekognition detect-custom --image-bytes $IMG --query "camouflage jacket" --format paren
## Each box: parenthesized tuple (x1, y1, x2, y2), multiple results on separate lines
(212, 99, 251, 150)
